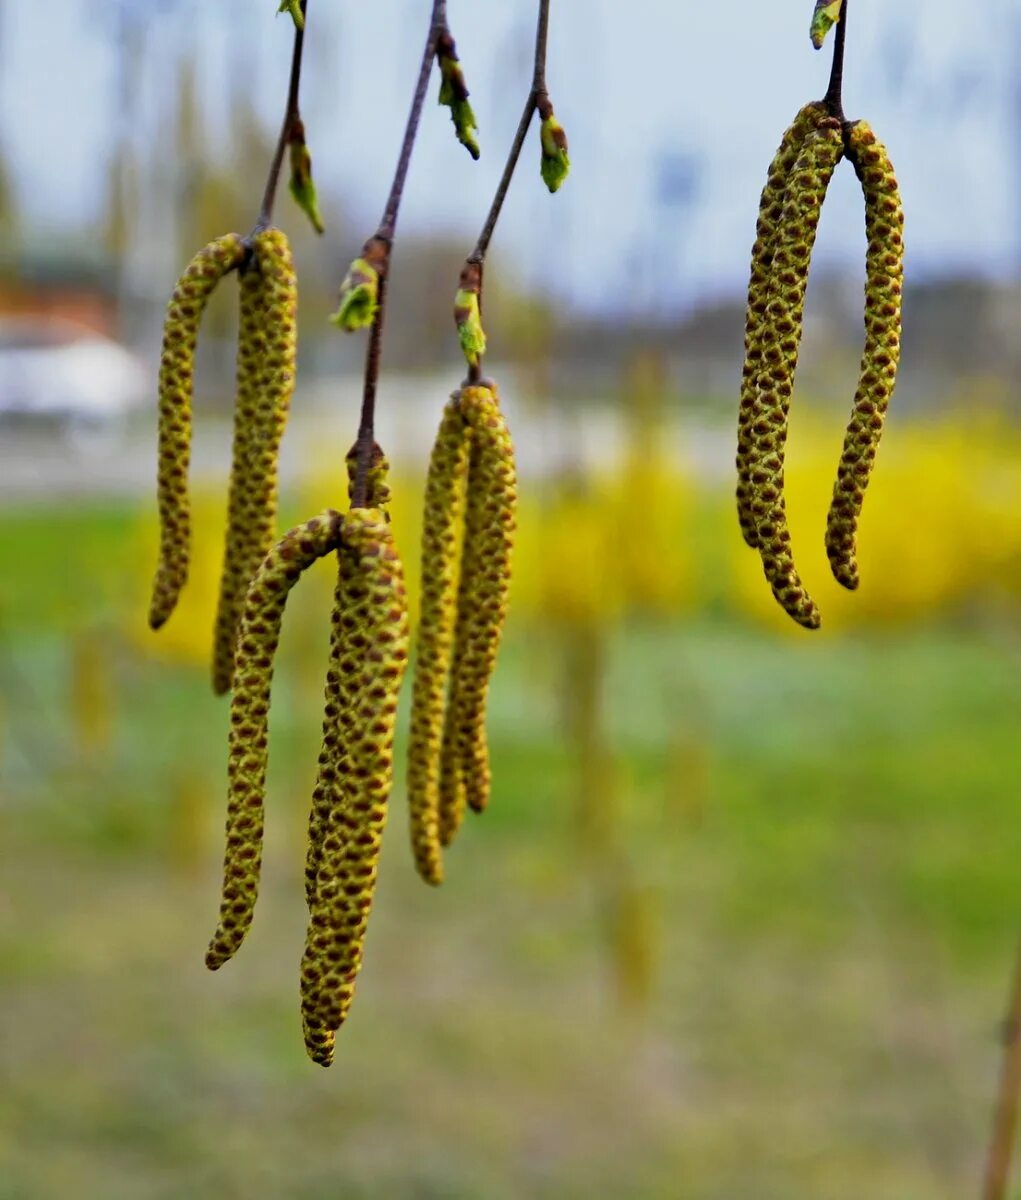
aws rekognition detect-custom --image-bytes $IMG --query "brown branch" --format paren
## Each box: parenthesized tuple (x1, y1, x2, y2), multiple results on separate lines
(983, 935, 1021, 1200)
(351, 0, 446, 506)
(822, 0, 848, 123)
(256, 0, 309, 230)
(463, 0, 552, 384)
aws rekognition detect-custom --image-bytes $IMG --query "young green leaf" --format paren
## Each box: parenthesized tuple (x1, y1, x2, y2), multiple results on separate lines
(810, 0, 843, 50)
(277, 0, 304, 31)
(288, 119, 324, 235)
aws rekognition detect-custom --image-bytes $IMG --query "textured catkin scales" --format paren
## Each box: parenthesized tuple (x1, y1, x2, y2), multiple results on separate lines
(304, 446, 392, 913)
(825, 122, 904, 590)
(737, 102, 826, 549)
(407, 397, 471, 884)
(211, 228, 298, 695)
(746, 120, 844, 629)
(149, 234, 247, 630)
(204, 510, 341, 972)
(440, 385, 517, 821)
(299, 509, 409, 1066)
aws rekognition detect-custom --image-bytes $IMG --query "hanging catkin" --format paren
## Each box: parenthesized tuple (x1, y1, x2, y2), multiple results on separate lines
(407, 396, 472, 884)
(736, 102, 826, 548)
(745, 119, 844, 629)
(825, 121, 904, 589)
(439, 384, 517, 821)
(304, 445, 392, 911)
(205, 510, 341, 972)
(212, 227, 298, 695)
(150, 234, 247, 630)
(300, 507, 409, 1066)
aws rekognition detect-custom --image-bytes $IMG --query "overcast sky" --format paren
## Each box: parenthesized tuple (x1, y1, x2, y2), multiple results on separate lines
(4, 0, 1021, 314)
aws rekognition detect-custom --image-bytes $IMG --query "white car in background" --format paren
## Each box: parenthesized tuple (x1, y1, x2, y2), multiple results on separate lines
(0, 316, 147, 449)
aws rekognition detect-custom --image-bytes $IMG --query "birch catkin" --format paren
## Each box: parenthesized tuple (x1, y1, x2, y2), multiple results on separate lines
(205, 510, 341, 971)
(825, 121, 904, 590)
(300, 508, 409, 1066)
(745, 120, 843, 629)
(440, 384, 517, 819)
(737, 102, 825, 548)
(407, 395, 471, 884)
(304, 445, 392, 911)
(212, 227, 298, 695)
(149, 234, 246, 630)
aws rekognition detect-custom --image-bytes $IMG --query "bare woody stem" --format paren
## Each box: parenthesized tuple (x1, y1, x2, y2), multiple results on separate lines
(464, 0, 552, 384)
(983, 935, 1021, 1200)
(352, 0, 446, 507)
(257, 0, 309, 230)
(822, 0, 848, 123)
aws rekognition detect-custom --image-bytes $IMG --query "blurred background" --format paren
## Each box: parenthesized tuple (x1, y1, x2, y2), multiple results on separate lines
(2, 1, 1021, 1197)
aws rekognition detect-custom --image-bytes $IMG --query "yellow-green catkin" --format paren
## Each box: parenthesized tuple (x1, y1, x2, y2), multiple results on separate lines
(212, 227, 298, 696)
(299, 508, 409, 1067)
(737, 102, 826, 549)
(440, 384, 517, 821)
(745, 120, 844, 630)
(205, 510, 341, 972)
(149, 233, 246, 631)
(825, 122, 904, 590)
(407, 396, 471, 885)
(304, 446, 392, 912)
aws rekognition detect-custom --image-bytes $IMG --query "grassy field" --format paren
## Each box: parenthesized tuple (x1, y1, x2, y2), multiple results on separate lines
(1, 499, 1020, 1198)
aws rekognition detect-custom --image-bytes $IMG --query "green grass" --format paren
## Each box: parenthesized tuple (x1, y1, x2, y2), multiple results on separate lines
(1, 501, 1020, 1198)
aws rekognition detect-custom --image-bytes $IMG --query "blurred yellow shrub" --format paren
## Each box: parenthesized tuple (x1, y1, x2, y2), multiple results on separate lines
(133, 411, 1021, 666)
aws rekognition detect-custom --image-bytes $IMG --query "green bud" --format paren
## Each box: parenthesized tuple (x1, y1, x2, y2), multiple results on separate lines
(437, 38, 480, 160)
(454, 287, 487, 366)
(288, 123, 324, 235)
(810, 0, 843, 49)
(331, 258, 379, 332)
(540, 112, 570, 194)
(277, 0, 304, 30)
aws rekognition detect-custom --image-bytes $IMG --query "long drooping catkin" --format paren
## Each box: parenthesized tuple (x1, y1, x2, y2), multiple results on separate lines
(204, 510, 341, 972)
(149, 234, 247, 630)
(745, 120, 844, 629)
(407, 397, 471, 884)
(440, 384, 517, 819)
(737, 102, 826, 549)
(212, 227, 298, 695)
(300, 508, 409, 1067)
(825, 121, 904, 590)
(304, 446, 392, 912)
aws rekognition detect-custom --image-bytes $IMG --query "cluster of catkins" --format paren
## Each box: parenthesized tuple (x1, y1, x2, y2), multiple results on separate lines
(149, 2, 530, 1065)
(736, 100, 904, 627)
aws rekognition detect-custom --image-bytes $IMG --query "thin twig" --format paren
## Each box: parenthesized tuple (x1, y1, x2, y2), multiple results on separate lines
(822, 0, 848, 123)
(256, 0, 309, 230)
(983, 935, 1021, 1200)
(351, 0, 446, 506)
(464, 0, 552, 384)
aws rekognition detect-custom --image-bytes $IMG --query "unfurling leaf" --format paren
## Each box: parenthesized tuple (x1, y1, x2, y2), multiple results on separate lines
(810, 0, 843, 49)
(331, 254, 381, 332)
(437, 34, 480, 160)
(539, 110, 570, 193)
(288, 119, 324, 235)
(454, 286, 487, 366)
(277, 0, 304, 31)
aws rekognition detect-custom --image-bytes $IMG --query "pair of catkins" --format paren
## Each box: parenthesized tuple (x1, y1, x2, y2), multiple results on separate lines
(736, 101, 904, 627)
(202, 387, 516, 1067)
